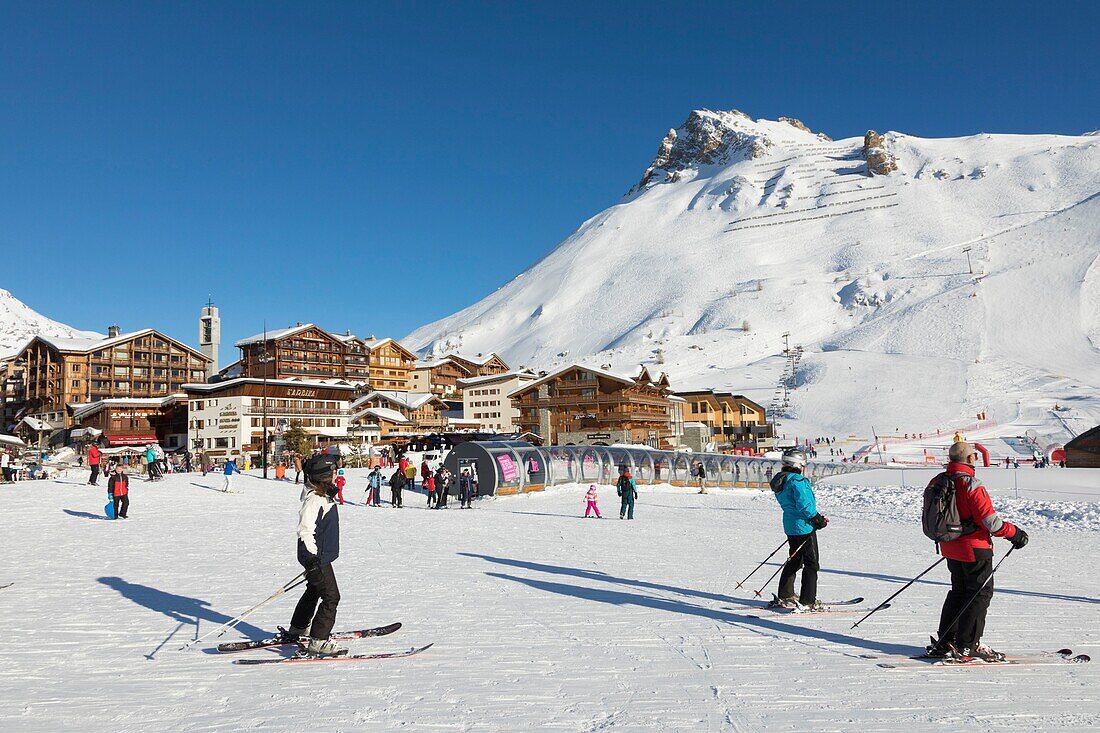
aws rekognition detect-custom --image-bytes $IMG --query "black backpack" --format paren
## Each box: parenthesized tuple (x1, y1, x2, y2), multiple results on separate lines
(921, 471, 975, 543)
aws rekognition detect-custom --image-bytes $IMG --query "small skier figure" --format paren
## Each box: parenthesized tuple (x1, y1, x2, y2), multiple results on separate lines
(617, 469, 637, 520)
(366, 466, 383, 506)
(769, 448, 828, 611)
(334, 468, 346, 505)
(221, 456, 238, 493)
(108, 462, 130, 520)
(584, 484, 602, 518)
(279, 454, 345, 658)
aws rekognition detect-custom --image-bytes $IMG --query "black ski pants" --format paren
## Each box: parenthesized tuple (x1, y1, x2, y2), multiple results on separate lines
(89, 465, 100, 485)
(391, 485, 403, 507)
(291, 564, 340, 640)
(778, 531, 819, 605)
(113, 495, 129, 519)
(437, 485, 448, 508)
(938, 548, 994, 651)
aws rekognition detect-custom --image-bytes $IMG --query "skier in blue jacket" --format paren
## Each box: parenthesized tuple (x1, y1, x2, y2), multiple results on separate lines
(768, 448, 829, 609)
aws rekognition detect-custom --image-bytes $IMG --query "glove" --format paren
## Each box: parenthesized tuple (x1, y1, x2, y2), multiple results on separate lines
(304, 557, 323, 584)
(1009, 527, 1028, 549)
(810, 514, 829, 530)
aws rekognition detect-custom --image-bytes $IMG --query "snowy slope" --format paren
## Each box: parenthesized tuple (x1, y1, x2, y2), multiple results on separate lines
(406, 110, 1100, 442)
(0, 288, 103, 355)
(1, 469, 1097, 731)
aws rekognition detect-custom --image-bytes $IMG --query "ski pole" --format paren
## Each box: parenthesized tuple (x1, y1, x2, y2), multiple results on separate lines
(851, 556, 945, 629)
(931, 546, 1014, 646)
(179, 572, 306, 651)
(753, 539, 809, 598)
(735, 539, 788, 589)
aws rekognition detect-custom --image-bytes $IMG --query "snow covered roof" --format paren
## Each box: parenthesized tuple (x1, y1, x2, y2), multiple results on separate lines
(20, 416, 56, 432)
(69, 396, 183, 421)
(352, 391, 443, 411)
(234, 324, 316, 347)
(183, 377, 357, 393)
(0, 433, 26, 448)
(445, 352, 503, 366)
(351, 407, 409, 424)
(30, 328, 205, 358)
(507, 363, 651, 398)
(456, 370, 537, 388)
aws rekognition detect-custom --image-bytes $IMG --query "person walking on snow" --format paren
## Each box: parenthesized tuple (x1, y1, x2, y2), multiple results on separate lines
(925, 442, 1028, 662)
(584, 484, 602, 518)
(459, 469, 475, 508)
(404, 461, 417, 492)
(108, 462, 130, 519)
(434, 467, 451, 508)
(769, 448, 829, 610)
(389, 468, 405, 508)
(334, 468, 346, 505)
(87, 444, 102, 485)
(221, 457, 238, 493)
(695, 461, 707, 494)
(276, 454, 344, 658)
(366, 466, 383, 506)
(424, 473, 437, 507)
(145, 445, 160, 481)
(617, 469, 637, 520)
(421, 459, 431, 489)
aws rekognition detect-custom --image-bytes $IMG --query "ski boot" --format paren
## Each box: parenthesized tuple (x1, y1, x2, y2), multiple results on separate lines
(967, 644, 1006, 663)
(801, 600, 826, 613)
(274, 626, 305, 645)
(768, 595, 801, 610)
(293, 637, 348, 659)
(923, 636, 952, 659)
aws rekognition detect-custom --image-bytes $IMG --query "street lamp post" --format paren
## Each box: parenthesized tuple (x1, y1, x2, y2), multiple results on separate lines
(259, 322, 275, 479)
(962, 246, 973, 275)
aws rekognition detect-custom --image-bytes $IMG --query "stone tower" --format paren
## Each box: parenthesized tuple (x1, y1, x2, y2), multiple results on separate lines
(198, 299, 220, 380)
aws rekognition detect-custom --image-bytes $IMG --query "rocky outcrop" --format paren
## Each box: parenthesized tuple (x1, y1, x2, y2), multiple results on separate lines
(863, 130, 898, 176)
(632, 110, 764, 193)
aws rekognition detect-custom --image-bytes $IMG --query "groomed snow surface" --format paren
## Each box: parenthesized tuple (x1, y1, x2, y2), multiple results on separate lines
(2, 468, 1098, 731)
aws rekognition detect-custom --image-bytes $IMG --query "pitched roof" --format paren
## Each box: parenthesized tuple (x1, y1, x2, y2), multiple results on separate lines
(507, 363, 641, 398)
(27, 329, 209, 361)
(352, 391, 443, 411)
(351, 406, 409, 424)
(456, 370, 537, 388)
(69, 396, 182, 421)
(444, 352, 505, 367)
(234, 324, 317, 347)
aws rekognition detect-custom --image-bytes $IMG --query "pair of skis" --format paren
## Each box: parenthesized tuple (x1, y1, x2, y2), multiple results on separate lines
(217, 622, 433, 665)
(875, 648, 1091, 669)
(724, 596, 881, 617)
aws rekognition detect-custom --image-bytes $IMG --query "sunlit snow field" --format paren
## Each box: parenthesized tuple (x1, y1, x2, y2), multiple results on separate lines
(1, 467, 1097, 731)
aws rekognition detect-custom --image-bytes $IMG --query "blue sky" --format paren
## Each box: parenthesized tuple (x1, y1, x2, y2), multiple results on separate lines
(2, 1, 1097, 364)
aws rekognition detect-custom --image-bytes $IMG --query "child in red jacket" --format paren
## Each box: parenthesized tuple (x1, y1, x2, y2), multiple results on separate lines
(334, 469, 346, 505)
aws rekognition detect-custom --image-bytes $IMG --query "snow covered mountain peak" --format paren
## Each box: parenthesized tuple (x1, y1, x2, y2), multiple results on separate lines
(406, 108, 1100, 441)
(631, 109, 832, 193)
(0, 288, 102, 356)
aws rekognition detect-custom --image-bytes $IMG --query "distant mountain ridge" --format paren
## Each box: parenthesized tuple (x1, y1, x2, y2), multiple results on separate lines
(0, 289, 102, 355)
(405, 108, 1100, 438)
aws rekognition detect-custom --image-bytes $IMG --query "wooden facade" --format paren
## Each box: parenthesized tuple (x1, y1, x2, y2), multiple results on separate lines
(69, 396, 189, 448)
(408, 357, 473, 398)
(675, 390, 772, 449)
(12, 329, 210, 429)
(367, 338, 418, 391)
(445, 352, 510, 377)
(510, 365, 677, 447)
(351, 391, 447, 433)
(236, 324, 370, 383)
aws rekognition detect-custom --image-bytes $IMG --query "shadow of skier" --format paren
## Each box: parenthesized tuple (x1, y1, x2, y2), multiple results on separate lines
(98, 576, 267, 656)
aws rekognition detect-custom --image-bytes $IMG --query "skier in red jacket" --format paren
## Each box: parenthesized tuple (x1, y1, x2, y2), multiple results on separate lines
(929, 441, 1028, 662)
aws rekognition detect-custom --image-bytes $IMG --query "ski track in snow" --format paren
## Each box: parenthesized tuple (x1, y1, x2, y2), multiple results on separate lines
(1, 468, 1098, 731)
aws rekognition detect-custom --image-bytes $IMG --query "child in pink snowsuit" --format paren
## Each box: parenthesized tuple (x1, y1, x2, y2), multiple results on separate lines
(584, 484, 601, 518)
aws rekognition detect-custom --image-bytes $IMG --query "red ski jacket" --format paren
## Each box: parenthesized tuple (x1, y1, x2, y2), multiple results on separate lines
(937, 462, 1018, 562)
(88, 446, 101, 466)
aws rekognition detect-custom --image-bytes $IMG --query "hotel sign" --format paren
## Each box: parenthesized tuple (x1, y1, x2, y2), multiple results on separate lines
(218, 405, 240, 431)
(287, 389, 318, 397)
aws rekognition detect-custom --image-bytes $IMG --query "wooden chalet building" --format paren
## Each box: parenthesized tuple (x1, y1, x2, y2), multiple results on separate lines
(675, 390, 773, 451)
(444, 352, 510, 378)
(509, 364, 682, 448)
(349, 391, 447, 434)
(235, 324, 370, 383)
(9, 327, 210, 432)
(68, 396, 189, 449)
(408, 357, 474, 399)
(366, 338, 418, 392)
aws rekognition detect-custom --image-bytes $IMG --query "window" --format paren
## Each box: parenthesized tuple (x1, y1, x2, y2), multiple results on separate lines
(71, 380, 80, 388)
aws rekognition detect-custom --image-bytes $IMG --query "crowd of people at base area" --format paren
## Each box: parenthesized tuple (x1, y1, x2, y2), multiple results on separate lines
(0, 447, 59, 481)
